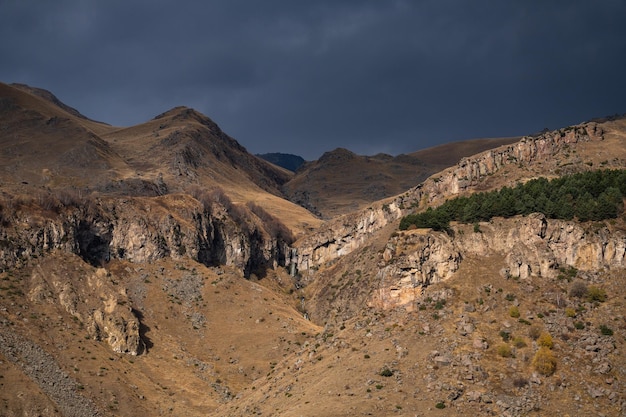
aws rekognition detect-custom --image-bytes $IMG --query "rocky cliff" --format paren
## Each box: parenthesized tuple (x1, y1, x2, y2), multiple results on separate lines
(422, 122, 605, 201)
(373, 214, 626, 309)
(0, 194, 290, 277)
(0, 193, 292, 355)
(28, 256, 141, 355)
(293, 122, 606, 273)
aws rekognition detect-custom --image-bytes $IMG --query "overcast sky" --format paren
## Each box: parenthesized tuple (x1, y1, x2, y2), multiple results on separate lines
(1, 1, 625, 160)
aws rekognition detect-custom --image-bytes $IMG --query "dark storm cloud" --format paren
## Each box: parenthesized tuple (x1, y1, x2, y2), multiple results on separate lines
(1, 0, 625, 160)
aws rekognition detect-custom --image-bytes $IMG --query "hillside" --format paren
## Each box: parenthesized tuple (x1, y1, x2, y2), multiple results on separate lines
(0, 83, 625, 416)
(0, 82, 321, 237)
(283, 136, 520, 219)
(0, 82, 125, 189)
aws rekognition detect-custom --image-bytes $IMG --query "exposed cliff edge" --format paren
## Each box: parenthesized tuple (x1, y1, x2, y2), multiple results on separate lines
(29, 257, 141, 355)
(0, 194, 292, 354)
(373, 214, 626, 309)
(0, 194, 291, 277)
(293, 122, 605, 273)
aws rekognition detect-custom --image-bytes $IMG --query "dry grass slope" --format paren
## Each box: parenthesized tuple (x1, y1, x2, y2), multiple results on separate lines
(0, 82, 624, 416)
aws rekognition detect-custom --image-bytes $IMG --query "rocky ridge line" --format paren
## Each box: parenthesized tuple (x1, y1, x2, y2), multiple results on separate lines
(293, 122, 604, 274)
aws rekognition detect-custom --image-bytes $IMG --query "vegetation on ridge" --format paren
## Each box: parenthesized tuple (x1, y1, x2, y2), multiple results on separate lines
(400, 169, 626, 231)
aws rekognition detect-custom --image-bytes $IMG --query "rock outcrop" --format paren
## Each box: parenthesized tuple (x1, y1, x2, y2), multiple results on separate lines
(293, 203, 403, 279)
(293, 122, 604, 273)
(0, 193, 292, 355)
(373, 214, 626, 309)
(29, 257, 141, 355)
(421, 123, 604, 202)
(0, 194, 291, 278)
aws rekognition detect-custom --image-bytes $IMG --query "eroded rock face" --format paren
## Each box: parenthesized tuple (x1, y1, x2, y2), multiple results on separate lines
(29, 261, 141, 355)
(293, 123, 604, 273)
(374, 231, 462, 310)
(294, 204, 403, 279)
(0, 194, 291, 356)
(0, 195, 290, 278)
(424, 123, 604, 204)
(373, 214, 625, 309)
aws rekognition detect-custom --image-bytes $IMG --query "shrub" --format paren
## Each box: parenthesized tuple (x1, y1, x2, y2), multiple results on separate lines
(513, 377, 528, 388)
(557, 266, 578, 281)
(509, 306, 520, 318)
(499, 330, 511, 342)
(497, 344, 513, 357)
(435, 402, 446, 409)
(586, 286, 607, 302)
(188, 185, 215, 211)
(56, 188, 83, 207)
(512, 336, 527, 348)
(532, 347, 556, 376)
(565, 308, 576, 318)
(569, 281, 588, 298)
(574, 321, 585, 330)
(599, 325, 614, 336)
(537, 333, 554, 349)
(379, 368, 394, 377)
(35, 191, 62, 213)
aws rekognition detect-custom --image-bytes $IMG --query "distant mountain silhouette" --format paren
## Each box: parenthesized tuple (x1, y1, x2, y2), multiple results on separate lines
(257, 153, 305, 172)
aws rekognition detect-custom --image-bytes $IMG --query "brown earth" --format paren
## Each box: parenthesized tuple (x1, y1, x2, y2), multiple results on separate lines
(0, 83, 624, 416)
(283, 136, 520, 219)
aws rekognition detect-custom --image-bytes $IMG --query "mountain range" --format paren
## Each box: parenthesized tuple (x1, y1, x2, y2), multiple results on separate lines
(0, 81, 624, 416)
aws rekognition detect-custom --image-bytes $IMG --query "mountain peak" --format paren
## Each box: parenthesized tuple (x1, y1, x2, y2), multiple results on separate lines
(10, 82, 103, 123)
(153, 106, 209, 122)
(152, 106, 224, 135)
(317, 147, 357, 164)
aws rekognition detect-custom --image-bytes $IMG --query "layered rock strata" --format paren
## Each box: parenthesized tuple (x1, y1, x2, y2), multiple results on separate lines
(0, 195, 290, 278)
(373, 213, 625, 309)
(293, 122, 604, 273)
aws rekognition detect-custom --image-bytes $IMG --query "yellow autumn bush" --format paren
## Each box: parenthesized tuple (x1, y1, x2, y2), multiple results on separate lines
(532, 347, 556, 376)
